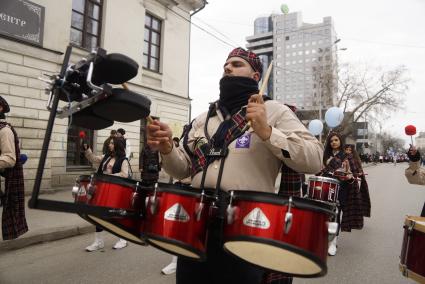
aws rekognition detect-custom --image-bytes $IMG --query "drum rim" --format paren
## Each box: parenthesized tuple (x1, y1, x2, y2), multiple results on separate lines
(404, 216, 425, 234)
(229, 190, 335, 215)
(143, 233, 206, 261)
(86, 214, 147, 245)
(223, 235, 327, 278)
(153, 183, 216, 198)
(93, 173, 139, 189)
(308, 176, 340, 184)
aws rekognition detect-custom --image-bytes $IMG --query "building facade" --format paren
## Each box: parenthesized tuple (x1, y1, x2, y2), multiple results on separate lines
(246, 12, 339, 113)
(0, 0, 205, 192)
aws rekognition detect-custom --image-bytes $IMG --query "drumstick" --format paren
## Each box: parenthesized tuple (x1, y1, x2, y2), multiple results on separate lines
(121, 83, 154, 124)
(247, 60, 273, 127)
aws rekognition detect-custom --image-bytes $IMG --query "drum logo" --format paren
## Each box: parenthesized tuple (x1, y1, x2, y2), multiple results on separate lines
(164, 203, 190, 222)
(243, 208, 270, 229)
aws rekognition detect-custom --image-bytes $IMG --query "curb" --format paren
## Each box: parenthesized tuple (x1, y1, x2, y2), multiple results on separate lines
(0, 224, 95, 252)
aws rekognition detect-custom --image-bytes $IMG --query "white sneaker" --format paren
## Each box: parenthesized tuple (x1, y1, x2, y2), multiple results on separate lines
(113, 239, 128, 249)
(161, 259, 177, 275)
(328, 236, 338, 256)
(85, 240, 104, 252)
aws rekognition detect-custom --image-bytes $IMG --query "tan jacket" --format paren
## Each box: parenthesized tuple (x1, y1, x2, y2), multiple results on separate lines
(162, 100, 323, 193)
(405, 161, 425, 186)
(0, 124, 16, 169)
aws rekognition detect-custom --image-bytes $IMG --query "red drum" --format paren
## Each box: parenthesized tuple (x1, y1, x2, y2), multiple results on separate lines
(400, 216, 425, 283)
(141, 183, 213, 261)
(85, 174, 145, 245)
(223, 191, 334, 277)
(307, 176, 340, 203)
(72, 175, 92, 204)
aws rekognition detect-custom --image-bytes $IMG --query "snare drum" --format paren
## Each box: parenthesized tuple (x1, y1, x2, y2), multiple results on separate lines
(141, 183, 213, 261)
(85, 174, 145, 245)
(223, 191, 334, 277)
(307, 176, 340, 203)
(400, 216, 425, 283)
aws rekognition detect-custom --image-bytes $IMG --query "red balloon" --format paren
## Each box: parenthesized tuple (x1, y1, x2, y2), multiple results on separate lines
(79, 131, 86, 138)
(405, 125, 416, 136)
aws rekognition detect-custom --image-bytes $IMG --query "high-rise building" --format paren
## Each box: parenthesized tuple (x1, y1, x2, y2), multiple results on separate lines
(247, 12, 340, 112)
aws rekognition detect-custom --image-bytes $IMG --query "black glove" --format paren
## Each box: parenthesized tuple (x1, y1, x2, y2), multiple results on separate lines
(407, 147, 421, 162)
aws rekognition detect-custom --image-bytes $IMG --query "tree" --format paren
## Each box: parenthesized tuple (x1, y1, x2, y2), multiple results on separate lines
(380, 132, 405, 154)
(331, 63, 410, 136)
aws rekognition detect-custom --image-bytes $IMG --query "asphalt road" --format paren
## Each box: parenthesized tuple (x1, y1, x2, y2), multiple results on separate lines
(0, 163, 423, 284)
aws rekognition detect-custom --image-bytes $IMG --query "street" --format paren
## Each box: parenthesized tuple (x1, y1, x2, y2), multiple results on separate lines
(0, 163, 424, 284)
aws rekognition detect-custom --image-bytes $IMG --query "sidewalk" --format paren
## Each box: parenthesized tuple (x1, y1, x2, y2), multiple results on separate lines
(0, 189, 95, 252)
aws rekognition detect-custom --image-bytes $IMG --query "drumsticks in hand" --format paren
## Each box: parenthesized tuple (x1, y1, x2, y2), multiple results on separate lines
(121, 82, 154, 124)
(247, 60, 273, 126)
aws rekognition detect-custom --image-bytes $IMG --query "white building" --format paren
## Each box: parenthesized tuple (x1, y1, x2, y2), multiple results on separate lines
(0, 0, 205, 192)
(246, 12, 339, 112)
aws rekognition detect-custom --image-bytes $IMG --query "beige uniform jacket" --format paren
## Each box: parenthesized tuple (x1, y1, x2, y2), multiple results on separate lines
(0, 124, 16, 170)
(405, 161, 425, 186)
(85, 149, 129, 178)
(162, 100, 323, 193)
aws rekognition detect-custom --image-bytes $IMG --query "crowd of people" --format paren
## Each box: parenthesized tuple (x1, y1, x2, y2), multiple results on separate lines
(1, 46, 424, 284)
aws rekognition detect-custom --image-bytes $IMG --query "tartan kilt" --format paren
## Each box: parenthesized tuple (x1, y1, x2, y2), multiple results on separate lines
(340, 180, 364, 232)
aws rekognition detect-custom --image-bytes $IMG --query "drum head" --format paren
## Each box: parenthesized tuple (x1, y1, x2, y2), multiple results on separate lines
(146, 235, 204, 260)
(92, 88, 151, 122)
(92, 53, 139, 85)
(88, 215, 146, 245)
(224, 239, 325, 277)
(72, 108, 114, 130)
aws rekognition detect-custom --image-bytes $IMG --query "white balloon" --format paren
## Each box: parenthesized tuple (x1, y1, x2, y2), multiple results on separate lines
(325, 107, 344, 128)
(308, 119, 323, 136)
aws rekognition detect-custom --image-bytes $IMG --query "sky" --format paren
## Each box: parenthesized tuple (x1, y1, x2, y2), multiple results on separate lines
(188, 0, 425, 146)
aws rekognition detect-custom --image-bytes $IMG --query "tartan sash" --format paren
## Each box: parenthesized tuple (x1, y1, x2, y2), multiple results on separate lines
(188, 107, 248, 177)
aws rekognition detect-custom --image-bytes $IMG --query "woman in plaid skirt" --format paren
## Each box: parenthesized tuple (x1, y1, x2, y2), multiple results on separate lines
(320, 133, 370, 256)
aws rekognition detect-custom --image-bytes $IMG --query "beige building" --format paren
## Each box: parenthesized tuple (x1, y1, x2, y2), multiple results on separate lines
(0, 0, 205, 192)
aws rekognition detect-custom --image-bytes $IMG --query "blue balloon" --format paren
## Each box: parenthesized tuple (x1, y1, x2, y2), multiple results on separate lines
(19, 153, 28, 165)
(308, 119, 323, 136)
(325, 107, 344, 128)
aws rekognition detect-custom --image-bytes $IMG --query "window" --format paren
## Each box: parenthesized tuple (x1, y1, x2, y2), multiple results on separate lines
(70, 0, 103, 50)
(66, 124, 94, 169)
(285, 36, 290, 40)
(143, 13, 162, 72)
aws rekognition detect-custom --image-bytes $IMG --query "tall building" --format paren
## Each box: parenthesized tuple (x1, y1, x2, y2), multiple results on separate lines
(247, 12, 339, 112)
(0, 0, 205, 191)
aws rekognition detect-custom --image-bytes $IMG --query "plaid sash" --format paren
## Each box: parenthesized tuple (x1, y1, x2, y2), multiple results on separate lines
(0, 122, 28, 240)
(188, 107, 248, 177)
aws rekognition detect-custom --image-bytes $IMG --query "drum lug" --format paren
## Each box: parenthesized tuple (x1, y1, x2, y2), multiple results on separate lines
(149, 183, 159, 215)
(195, 191, 206, 221)
(86, 175, 96, 200)
(226, 191, 236, 225)
(284, 197, 293, 234)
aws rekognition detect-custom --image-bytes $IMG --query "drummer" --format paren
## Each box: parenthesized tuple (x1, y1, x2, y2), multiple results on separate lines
(82, 136, 130, 251)
(320, 132, 369, 256)
(405, 145, 425, 216)
(147, 47, 323, 284)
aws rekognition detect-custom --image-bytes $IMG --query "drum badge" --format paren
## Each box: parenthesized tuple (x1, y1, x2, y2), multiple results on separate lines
(243, 207, 270, 229)
(165, 203, 190, 222)
(236, 133, 251, 149)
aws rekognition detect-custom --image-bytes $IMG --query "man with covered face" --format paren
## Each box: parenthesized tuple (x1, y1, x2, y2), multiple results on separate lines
(147, 48, 323, 284)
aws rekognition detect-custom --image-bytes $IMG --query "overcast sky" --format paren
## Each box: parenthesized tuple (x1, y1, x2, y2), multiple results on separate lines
(188, 0, 425, 146)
